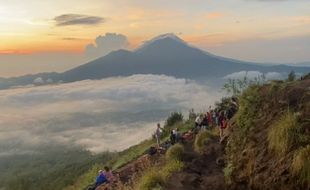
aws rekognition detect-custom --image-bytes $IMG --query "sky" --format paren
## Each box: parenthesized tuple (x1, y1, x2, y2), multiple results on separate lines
(0, 0, 310, 77)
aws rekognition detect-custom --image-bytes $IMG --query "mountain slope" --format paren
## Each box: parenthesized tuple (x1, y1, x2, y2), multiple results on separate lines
(62, 34, 310, 81)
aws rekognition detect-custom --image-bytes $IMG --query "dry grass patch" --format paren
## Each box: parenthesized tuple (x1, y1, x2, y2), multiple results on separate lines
(268, 112, 301, 155)
(194, 131, 214, 153)
(291, 145, 310, 187)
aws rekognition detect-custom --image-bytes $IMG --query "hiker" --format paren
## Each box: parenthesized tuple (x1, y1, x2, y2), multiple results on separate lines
(207, 111, 212, 126)
(148, 146, 157, 156)
(219, 112, 228, 142)
(189, 108, 196, 120)
(87, 170, 108, 190)
(103, 166, 116, 183)
(155, 123, 163, 147)
(175, 128, 180, 143)
(170, 130, 176, 145)
(195, 115, 202, 129)
(201, 114, 209, 130)
(215, 110, 219, 127)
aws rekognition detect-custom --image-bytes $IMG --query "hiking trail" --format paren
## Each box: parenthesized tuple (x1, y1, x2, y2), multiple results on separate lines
(165, 134, 227, 190)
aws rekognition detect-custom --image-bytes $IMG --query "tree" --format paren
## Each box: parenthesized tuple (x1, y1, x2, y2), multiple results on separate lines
(166, 112, 183, 126)
(287, 71, 296, 82)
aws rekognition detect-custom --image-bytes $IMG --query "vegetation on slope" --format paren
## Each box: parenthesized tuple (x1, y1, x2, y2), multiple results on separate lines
(224, 74, 310, 189)
(66, 112, 192, 190)
(137, 144, 185, 190)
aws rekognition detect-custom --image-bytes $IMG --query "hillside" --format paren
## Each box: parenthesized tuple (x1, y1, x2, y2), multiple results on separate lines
(0, 34, 309, 89)
(78, 75, 310, 190)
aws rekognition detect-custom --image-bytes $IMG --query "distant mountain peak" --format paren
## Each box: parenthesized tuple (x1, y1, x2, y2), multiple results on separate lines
(135, 33, 187, 52)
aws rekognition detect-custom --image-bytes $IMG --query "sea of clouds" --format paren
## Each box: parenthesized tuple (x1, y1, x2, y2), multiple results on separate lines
(0, 74, 222, 155)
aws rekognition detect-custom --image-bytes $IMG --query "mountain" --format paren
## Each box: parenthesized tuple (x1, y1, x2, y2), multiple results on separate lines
(0, 33, 309, 89)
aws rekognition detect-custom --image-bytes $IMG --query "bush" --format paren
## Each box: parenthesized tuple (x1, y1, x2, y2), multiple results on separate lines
(166, 112, 183, 127)
(291, 145, 310, 186)
(236, 85, 261, 131)
(268, 112, 301, 155)
(137, 160, 184, 190)
(194, 131, 213, 153)
(138, 169, 165, 190)
(162, 160, 184, 178)
(166, 144, 185, 161)
(287, 71, 296, 82)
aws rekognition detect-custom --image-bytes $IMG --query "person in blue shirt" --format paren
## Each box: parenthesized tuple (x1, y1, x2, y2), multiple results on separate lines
(87, 170, 107, 190)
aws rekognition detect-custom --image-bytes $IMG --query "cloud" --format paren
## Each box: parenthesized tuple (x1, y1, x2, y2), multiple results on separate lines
(0, 75, 221, 155)
(223, 71, 287, 80)
(54, 14, 104, 26)
(85, 33, 129, 59)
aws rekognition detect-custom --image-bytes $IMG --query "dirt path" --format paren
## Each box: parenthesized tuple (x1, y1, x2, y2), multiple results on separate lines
(165, 135, 227, 190)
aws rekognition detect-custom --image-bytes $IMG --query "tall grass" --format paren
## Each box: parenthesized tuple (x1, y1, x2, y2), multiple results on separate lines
(194, 131, 213, 153)
(268, 112, 301, 155)
(137, 160, 184, 190)
(166, 143, 185, 161)
(291, 145, 310, 187)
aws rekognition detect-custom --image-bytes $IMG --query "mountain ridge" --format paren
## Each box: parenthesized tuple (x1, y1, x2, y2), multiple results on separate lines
(0, 34, 309, 89)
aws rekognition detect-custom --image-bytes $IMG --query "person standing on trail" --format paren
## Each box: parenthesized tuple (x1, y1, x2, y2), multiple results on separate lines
(207, 111, 212, 126)
(201, 114, 209, 130)
(219, 112, 228, 142)
(155, 123, 163, 147)
(195, 115, 202, 130)
(170, 130, 176, 145)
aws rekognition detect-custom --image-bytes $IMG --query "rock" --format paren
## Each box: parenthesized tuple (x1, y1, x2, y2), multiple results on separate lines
(216, 157, 225, 166)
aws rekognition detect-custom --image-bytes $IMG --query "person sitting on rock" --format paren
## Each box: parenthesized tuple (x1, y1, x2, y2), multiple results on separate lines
(87, 170, 108, 190)
(103, 166, 116, 183)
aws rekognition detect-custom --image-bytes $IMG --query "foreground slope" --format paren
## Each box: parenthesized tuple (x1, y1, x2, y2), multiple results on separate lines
(226, 76, 310, 190)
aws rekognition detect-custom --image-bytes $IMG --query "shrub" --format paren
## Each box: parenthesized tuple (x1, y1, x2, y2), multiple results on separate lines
(291, 145, 310, 186)
(236, 85, 261, 131)
(287, 71, 296, 82)
(137, 160, 184, 190)
(194, 131, 213, 153)
(138, 169, 165, 190)
(162, 160, 184, 178)
(166, 112, 183, 127)
(166, 144, 185, 161)
(268, 112, 301, 155)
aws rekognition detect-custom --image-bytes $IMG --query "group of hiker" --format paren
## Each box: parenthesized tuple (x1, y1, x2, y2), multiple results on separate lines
(193, 107, 229, 141)
(89, 101, 238, 190)
(87, 166, 116, 190)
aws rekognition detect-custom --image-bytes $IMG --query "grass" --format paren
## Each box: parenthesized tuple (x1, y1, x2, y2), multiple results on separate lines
(268, 112, 301, 155)
(64, 140, 154, 190)
(166, 143, 185, 161)
(223, 162, 235, 185)
(137, 159, 184, 190)
(194, 131, 213, 153)
(291, 145, 310, 186)
(136, 144, 185, 190)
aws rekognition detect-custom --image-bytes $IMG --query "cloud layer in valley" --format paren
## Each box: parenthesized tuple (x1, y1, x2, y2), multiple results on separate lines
(0, 75, 221, 155)
(223, 71, 288, 80)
